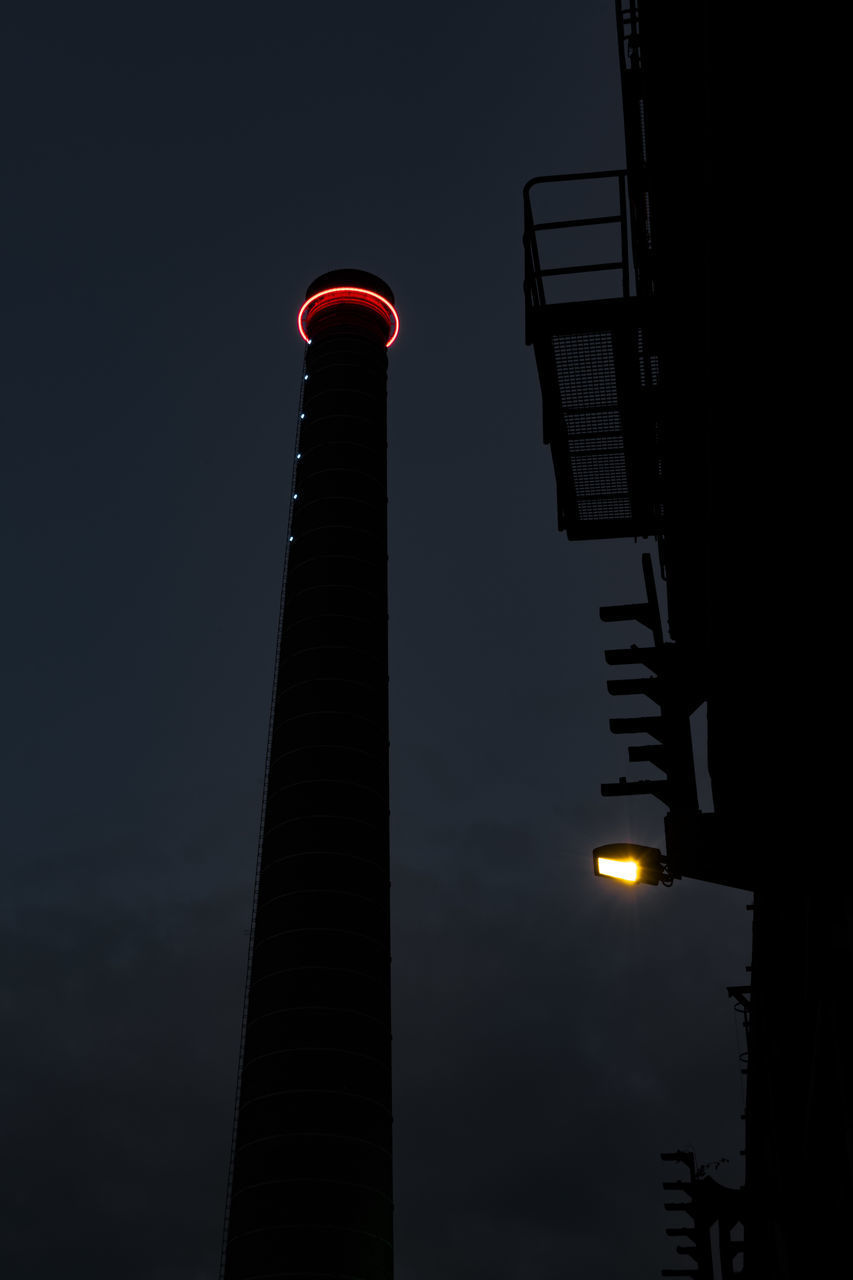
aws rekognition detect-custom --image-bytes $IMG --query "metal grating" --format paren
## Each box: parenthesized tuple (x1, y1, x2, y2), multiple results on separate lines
(553, 330, 620, 406)
(524, 170, 661, 539)
(551, 330, 632, 523)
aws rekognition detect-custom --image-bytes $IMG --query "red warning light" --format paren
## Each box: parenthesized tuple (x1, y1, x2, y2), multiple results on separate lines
(297, 286, 399, 348)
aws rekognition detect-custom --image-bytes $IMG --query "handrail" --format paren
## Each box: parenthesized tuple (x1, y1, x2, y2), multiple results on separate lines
(523, 169, 631, 323)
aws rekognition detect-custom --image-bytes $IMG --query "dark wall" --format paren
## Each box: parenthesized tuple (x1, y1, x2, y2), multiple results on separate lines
(639, 4, 848, 1274)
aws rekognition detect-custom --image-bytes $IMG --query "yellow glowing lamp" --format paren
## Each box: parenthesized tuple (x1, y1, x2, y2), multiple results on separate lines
(593, 843, 663, 886)
(596, 856, 639, 882)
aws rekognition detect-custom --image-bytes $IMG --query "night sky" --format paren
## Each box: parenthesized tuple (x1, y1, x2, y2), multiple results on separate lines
(2, 4, 751, 1277)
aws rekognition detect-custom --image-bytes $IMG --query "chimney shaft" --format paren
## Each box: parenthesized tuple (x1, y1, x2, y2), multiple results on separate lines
(223, 269, 396, 1280)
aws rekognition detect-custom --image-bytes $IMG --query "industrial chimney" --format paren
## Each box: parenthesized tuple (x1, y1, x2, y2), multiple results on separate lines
(222, 269, 398, 1280)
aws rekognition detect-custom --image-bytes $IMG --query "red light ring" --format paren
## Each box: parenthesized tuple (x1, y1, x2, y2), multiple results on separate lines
(297, 286, 399, 347)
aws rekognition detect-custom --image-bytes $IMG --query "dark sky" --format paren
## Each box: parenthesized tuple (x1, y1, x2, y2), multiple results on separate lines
(2, 3, 750, 1277)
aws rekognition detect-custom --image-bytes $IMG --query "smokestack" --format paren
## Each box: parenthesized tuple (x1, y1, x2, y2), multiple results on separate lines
(222, 269, 398, 1279)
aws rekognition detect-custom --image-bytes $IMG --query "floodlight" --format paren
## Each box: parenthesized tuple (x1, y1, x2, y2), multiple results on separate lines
(593, 842, 664, 886)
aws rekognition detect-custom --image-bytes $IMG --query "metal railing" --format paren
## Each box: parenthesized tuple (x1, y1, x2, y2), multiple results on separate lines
(523, 169, 631, 331)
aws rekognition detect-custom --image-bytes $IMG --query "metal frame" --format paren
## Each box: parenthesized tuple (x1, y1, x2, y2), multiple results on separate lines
(523, 170, 631, 335)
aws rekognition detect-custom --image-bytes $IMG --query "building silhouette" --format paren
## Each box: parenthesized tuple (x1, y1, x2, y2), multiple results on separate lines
(523, 2, 849, 1275)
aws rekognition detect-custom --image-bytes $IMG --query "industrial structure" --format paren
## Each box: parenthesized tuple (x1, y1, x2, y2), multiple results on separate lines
(523, 2, 849, 1275)
(221, 269, 397, 1280)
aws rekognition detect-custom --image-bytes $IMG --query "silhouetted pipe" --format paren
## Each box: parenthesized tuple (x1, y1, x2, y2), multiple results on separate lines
(223, 269, 396, 1279)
